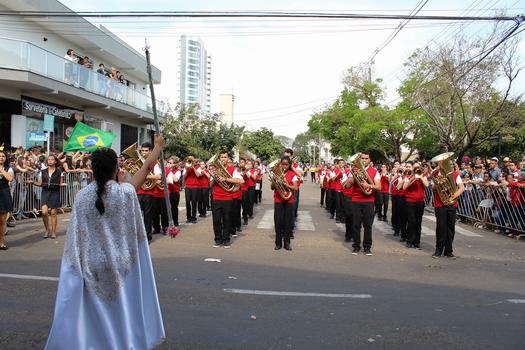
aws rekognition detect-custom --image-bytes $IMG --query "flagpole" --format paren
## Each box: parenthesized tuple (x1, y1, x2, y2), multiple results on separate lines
(144, 41, 174, 229)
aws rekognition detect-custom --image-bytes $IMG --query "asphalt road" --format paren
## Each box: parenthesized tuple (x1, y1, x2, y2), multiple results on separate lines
(1, 179, 524, 349)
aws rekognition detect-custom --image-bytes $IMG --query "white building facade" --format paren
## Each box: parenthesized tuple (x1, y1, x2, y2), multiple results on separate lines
(219, 94, 235, 125)
(0, 0, 165, 154)
(177, 35, 211, 114)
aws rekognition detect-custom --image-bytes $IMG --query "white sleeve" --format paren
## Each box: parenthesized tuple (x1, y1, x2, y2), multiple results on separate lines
(232, 169, 243, 179)
(174, 170, 182, 182)
(292, 175, 299, 182)
(456, 176, 463, 185)
(167, 171, 174, 184)
(341, 173, 348, 182)
(7, 168, 14, 176)
(373, 171, 380, 181)
(153, 164, 162, 175)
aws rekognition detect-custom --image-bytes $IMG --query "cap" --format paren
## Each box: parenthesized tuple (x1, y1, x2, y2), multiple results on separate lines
(490, 157, 499, 162)
(503, 157, 510, 162)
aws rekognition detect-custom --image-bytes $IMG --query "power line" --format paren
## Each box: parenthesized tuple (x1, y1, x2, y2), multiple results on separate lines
(0, 10, 521, 21)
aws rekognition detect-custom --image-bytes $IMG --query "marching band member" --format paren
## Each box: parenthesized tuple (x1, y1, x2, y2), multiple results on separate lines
(211, 151, 244, 248)
(396, 164, 409, 242)
(272, 156, 298, 251)
(327, 162, 336, 219)
(342, 163, 354, 242)
(136, 142, 158, 241)
(151, 159, 168, 235)
(183, 156, 200, 224)
(318, 162, 327, 207)
(197, 160, 210, 218)
(376, 164, 390, 221)
(402, 161, 429, 249)
(231, 160, 243, 234)
(246, 160, 257, 220)
(239, 158, 250, 225)
(166, 156, 182, 227)
(254, 160, 263, 204)
(283, 149, 303, 235)
(348, 152, 381, 256)
(390, 161, 402, 236)
(432, 158, 465, 258)
(334, 159, 345, 223)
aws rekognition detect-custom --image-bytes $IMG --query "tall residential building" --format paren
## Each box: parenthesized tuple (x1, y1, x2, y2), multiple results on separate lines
(178, 36, 211, 114)
(219, 94, 235, 125)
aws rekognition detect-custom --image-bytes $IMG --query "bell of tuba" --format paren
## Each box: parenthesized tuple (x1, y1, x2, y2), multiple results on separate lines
(268, 159, 293, 201)
(121, 142, 155, 191)
(430, 152, 457, 206)
(207, 153, 240, 192)
(349, 152, 374, 196)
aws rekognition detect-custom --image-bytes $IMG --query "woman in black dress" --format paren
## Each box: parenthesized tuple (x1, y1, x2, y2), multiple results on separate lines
(36, 155, 63, 239)
(0, 150, 14, 250)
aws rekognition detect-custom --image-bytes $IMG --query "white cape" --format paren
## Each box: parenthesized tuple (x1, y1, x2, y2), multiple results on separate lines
(46, 181, 165, 350)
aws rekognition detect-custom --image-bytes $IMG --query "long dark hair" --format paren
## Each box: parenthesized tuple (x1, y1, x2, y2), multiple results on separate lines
(0, 150, 9, 171)
(92, 148, 117, 215)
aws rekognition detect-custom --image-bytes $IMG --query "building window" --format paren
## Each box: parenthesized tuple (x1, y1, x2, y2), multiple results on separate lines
(188, 84, 198, 89)
(188, 77, 198, 83)
(189, 40, 199, 46)
(189, 65, 199, 71)
(189, 59, 198, 64)
(189, 46, 199, 52)
(188, 71, 199, 77)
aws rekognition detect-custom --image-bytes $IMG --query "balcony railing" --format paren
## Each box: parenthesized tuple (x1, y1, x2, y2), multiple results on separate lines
(0, 37, 165, 117)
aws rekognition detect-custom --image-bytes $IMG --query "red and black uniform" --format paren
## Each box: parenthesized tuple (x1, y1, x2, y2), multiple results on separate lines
(151, 163, 169, 234)
(433, 170, 462, 256)
(332, 167, 344, 223)
(184, 164, 200, 223)
(197, 167, 210, 217)
(241, 168, 250, 224)
(390, 173, 403, 237)
(168, 168, 182, 226)
(137, 166, 156, 240)
(212, 165, 241, 246)
(246, 168, 257, 219)
(405, 175, 427, 248)
(254, 167, 263, 204)
(326, 167, 336, 217)
(230, 178, 243, 234)
(509, 180, 525, 233)
(375, 172, 390, 221)
(351, 166, 380, 252)
(318, 166, 327, 206)
(342, 168, 354, 241)
(274, 169, 297, 249)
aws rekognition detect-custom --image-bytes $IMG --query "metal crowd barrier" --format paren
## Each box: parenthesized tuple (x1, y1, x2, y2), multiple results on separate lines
(10, 170, 93, 218)
(424, 183, 525, 238)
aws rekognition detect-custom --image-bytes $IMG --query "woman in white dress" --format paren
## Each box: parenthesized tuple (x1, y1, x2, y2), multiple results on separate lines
(45, 135, 166, 350)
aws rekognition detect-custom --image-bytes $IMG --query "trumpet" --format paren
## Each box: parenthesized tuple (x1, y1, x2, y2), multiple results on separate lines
(413, 165, 423, 176)
(184, 156, 194, 168)
(403, 168, 413, 177)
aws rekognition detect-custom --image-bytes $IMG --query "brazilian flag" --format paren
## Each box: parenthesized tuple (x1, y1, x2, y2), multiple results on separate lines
(63, 122, 116, 152)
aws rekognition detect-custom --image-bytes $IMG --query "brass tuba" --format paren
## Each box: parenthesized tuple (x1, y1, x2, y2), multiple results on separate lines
(121, 143, 155, 191)
(430, 152, 457, 206)
(349, 152, 374, 196)
(268, 159, 293, 201)
(207, 153, 240, 192)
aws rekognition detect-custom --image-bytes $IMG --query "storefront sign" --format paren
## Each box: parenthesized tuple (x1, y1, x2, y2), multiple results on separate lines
(43, 114, 55, 132)
(22, 100, 80, 119)
(29, 132, 47, 142)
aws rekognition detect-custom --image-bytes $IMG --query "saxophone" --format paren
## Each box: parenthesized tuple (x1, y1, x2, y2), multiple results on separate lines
(121, 143, 155, 190)
(268, 159, 293, 201)
(349, 152, 374, 196)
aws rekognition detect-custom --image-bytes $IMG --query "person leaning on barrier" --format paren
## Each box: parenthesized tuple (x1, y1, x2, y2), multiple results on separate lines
(0, 150, 15, 250)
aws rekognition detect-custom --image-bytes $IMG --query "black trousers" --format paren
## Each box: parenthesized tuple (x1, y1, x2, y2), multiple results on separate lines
(248, 186, 255, 217)
(398, 196, 409, 239)
(375, 192, 389, 218)
(328, 189, 336, 216)
(197, 187, 208, 216)
(138, 194, 154, 239)
(169, 191, 180, 226)
(151, 196, 168, 232)
(352, 202, 375, 250)
(231, 198, 242, 233)
(407, 201, 425, 245)
(325, 188, 332, 211)
(242, 190, 250, 221)
(255, 181, 262, 204)
(212, 199, 232, 245)
(320, 187, 326, 205)
(185, 187, 198, 220)
(336, 191, 345, 222)
(435, 205, 457, 255)
(391, 194, 401, 233)
(343, 196, 354, 240)
(274, 202, 293, 247)
(311, 172, 316, 182)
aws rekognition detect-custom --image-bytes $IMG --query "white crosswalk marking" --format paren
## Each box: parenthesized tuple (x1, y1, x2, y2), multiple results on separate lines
(423, 215, 483, 237)
(257, 210, 315, 231)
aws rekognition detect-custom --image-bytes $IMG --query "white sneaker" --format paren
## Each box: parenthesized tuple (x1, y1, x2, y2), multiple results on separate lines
(213, 243, 220, 248)
(224, 244, 231, 249)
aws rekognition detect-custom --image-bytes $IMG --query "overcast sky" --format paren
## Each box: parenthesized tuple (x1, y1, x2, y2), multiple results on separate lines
(61, 0, 525, 138)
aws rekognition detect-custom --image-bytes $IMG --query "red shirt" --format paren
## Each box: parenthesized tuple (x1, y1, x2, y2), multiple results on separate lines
(136, 166, 156, 196)
(391, 175, 402, 196)
(380, 174, 390, 193)
(197, 167, 210, 188)
(232, 187, 242, 200)
(433, 171, 460, 208)
(351, 166, 379, 203)
(293, 163, 303, 188)
(342, 168, 353, 197)
(241, 169, 249, 191)
(333, 168, 343, 192)
(274, 169, 296, 204)
(405, 176, 425, 203)
(212, 166, 236, 201)
(184, 165, 200, 188)
(509, 180, 525, 207)
(168, 168, 181, 193)
(246, 169, 257, 187)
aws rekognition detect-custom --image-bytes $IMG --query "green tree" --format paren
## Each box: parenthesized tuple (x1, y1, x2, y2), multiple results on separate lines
(242, 127, 284, 162)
